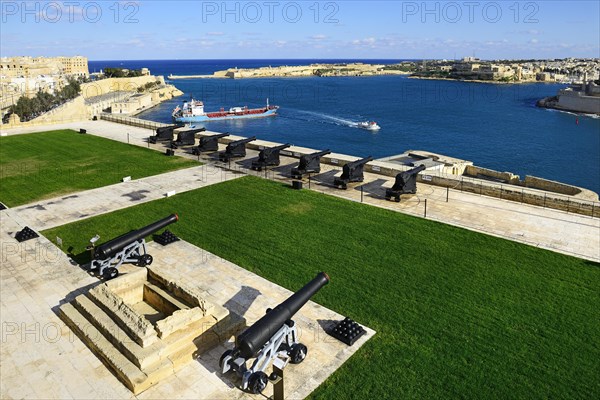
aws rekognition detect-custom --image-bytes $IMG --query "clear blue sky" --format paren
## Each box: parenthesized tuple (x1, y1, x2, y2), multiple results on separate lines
(1, 1, 598, 60)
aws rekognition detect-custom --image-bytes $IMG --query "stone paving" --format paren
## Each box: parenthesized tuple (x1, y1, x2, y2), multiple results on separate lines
(1, 207, 373, 399)
(1, 120, 599, 400)
(4, 119, 599, 261)
(11, 165, 240, 231)
(62, 121, 600, 260)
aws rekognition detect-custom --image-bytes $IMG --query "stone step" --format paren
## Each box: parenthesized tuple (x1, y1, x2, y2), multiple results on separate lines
(72, 294, 165, 370)
(58, 302, 149, 394)
(87, 284, 158, 348)
(143, 281, 191, 312)
(59, 302, 176, 395)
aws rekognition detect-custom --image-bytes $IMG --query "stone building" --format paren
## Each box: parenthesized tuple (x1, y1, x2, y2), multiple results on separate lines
(0, 56, 88, 78)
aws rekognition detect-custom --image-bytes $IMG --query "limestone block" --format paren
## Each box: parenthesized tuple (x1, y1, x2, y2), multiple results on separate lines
(89, 284, 158, 347)
(148, 268, 212, 314)
(105, 268, 147, 295)
(155, 307, 204, 339)
(58, 303, 148, 393)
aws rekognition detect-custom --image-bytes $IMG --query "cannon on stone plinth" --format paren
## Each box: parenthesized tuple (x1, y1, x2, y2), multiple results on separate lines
(89, 214, 178, 280)
(385, 165, 426, 202)
(171, 127, 206, 149)
(251, 143, 291, 171)
(148, 124, 183, 144)
(191, 133, 230, 155)
(290, 149, 331, 179)
(218, 136, 256, 162)
(220, 272, 330, 394)
(333, 156, 373, 189)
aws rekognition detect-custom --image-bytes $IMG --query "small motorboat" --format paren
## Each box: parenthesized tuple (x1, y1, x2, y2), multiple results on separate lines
(357, 121, 381, 130)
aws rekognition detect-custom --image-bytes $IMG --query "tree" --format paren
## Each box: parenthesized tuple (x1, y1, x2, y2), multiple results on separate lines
(7, 78, 82, 122)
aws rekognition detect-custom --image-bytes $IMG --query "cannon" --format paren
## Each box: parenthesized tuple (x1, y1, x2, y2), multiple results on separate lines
(191, 133, 230, 155)
(251, 143, 291, 171)
(220, 272, 330, 394)
(148, 124, 183, 144)
(333, 156, 373, 189)
(218, 136, 256, 161)
(89, 214, 178, 279)
(290, 149, 331, 179)
(385, 165, 426, 202)
(171, 127, 206, 149)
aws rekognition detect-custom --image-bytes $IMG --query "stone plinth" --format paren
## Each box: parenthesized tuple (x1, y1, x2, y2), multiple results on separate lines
(59, 267, 244, 394)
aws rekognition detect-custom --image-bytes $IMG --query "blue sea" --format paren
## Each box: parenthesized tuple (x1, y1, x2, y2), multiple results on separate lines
(89, 59, 600, 194)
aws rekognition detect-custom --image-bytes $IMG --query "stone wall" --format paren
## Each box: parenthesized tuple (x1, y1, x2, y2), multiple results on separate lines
(524, 175, 581, 196)
(1, 95, 89, 128)
(422, 174, 598, 217)
(465, 165, 521, 184)
(81, 76, 164, 99)
(204, 133, 599, 217)
(556, 90, 600, 114)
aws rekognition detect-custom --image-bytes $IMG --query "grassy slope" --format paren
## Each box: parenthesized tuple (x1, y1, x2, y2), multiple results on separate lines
(0, 130, 197, 206)
(43, 176, 600, 399)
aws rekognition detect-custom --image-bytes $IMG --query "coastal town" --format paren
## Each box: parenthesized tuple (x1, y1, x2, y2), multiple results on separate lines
(2, 56, 599, 127)
(178, 57, 600, 84)
(0, 56, 182, 127)
(2, 0, 599, 398)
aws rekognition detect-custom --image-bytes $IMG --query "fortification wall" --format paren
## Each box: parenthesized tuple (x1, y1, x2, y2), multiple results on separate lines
(557, 92, 600, 114)
(465, 165, 521, 184)
(81, 76, 164, 99)
(207, 133, 598, 217)
(1, 95, 89, 128)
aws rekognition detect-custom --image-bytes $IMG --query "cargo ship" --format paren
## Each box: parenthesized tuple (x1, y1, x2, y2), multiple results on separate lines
(172, 98, 278, 123)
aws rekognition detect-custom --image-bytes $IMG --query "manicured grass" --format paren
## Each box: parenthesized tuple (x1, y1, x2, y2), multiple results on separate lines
(0, 129, 198, 206)
(43, 176, 600, 399)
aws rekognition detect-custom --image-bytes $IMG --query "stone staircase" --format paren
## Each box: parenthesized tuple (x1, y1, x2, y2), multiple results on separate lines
(59, 268, 245, 394)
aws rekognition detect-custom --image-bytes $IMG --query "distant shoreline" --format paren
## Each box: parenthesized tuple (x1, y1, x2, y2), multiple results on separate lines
(407, 76, 559, 85)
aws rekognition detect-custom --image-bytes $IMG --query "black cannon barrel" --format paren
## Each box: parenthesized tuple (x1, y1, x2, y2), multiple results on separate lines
(309, 149, 332, 158)
(236, 272, 330, 359)
(258, 143, 291, 160)
(346, 156, 373, 168)
(200, 133, 229, 144)
(403, 164, 426, 177)
(177, 127, 206, 135)
(340, 156, 373, 179)
(156, 124, 183, 134)
(228, 136, 256, 148)
(393, 164, 426, 191)
(298, 149, 331, 167)
(94, 214, 178, 260)
(264, 143, 291, 152)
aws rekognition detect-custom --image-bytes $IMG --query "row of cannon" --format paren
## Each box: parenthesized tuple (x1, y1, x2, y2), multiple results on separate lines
(149, 125, 426, 201)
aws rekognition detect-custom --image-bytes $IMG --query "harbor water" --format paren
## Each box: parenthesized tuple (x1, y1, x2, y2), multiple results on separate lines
(90, 59, 600, 194)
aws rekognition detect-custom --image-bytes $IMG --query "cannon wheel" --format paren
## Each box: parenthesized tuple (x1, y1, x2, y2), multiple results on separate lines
(104, 267, 119, 280)
(248, 371, 268, 394)
(138, 254, 153, 267)
(289, 343, 308, 364)
(219, 349, 233, 371)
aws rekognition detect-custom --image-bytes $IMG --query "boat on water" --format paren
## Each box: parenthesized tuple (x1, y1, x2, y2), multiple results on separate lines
(172, 98, 278, 123)
(357, 121, 381, 131)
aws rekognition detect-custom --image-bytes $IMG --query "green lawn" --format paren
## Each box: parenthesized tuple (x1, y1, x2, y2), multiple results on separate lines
(0, 130, 197, 206)
(43, 176, 600, 399)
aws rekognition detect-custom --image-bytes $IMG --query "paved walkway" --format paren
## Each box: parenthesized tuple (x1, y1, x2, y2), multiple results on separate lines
(0, 207, 373, 399)
(4, 120, 599, 261)
(11, 165, 241, 231)
(214, 150, 600, 262)
(1, 120, 598, 400)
